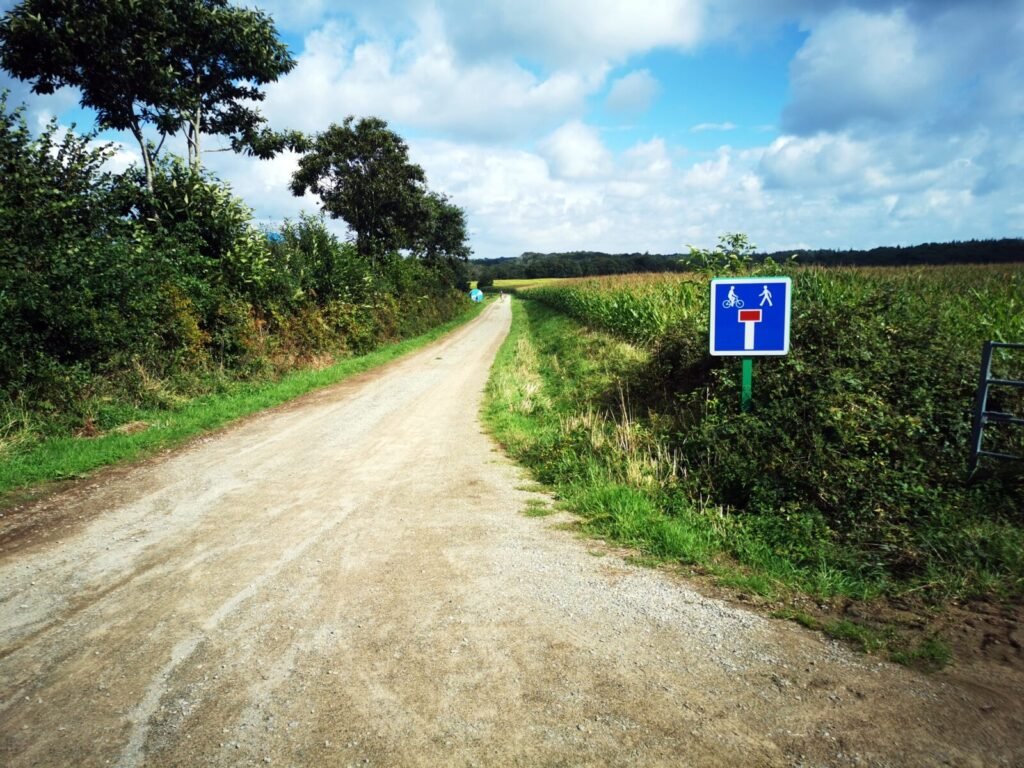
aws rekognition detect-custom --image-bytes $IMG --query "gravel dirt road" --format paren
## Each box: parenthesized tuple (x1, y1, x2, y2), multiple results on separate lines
(1, 299, 1022, 767)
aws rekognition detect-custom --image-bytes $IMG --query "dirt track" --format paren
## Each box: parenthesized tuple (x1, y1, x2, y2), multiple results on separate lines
(1, 299, 1022, 767)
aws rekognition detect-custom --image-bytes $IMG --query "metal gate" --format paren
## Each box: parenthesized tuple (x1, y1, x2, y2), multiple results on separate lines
(968, 341, 1024, 478)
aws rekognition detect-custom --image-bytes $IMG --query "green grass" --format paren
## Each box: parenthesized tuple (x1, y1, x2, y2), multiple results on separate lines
(889, 635, 953, 671)
(523, 498, 554, 517)
(772, 607, 951, 669)
(483, 298, 863, 598)
(0, 302, 485, 500)
(769, 609, 888, 651)
(482, 286, 1022, 669)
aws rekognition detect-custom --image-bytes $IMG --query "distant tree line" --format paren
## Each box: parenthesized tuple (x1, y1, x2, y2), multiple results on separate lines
(471, 251, 687, 283)
(472, 239, 1023, 283)
(758, 239, 1023, 268)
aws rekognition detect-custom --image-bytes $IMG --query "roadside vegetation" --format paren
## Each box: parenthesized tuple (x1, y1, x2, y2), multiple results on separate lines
(0, 1, 475, 496)
(0, 302, 482, 499)
(485, 257, 1023, 666)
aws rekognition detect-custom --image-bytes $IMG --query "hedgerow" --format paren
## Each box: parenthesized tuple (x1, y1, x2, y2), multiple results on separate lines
(0, 96, 468, 449)
(524, 264, 1024, 597)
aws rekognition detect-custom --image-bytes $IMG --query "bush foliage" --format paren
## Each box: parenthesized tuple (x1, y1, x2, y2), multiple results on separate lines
(524, 264, 1024, 597)
(0, 95, 469, 449)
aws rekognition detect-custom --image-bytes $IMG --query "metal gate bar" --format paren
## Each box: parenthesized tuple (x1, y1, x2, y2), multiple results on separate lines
(968, 341, 1024, 478)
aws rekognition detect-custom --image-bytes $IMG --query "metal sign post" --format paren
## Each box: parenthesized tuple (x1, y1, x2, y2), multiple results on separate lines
(709, 277, 792, 412)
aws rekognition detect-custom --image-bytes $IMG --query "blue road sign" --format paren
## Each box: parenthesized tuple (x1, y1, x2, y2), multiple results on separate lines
(709, 276, 792, 356)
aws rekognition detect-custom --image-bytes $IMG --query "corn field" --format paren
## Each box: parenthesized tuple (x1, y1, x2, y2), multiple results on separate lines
(523, 273, 707, 345)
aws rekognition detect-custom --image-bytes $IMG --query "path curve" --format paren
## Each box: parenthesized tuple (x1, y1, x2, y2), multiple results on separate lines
(1, 300, 1021, 767)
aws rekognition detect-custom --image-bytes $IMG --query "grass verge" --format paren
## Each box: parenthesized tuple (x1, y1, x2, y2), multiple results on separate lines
(0, 301, 485, 501)
(482, 297, 973, 668)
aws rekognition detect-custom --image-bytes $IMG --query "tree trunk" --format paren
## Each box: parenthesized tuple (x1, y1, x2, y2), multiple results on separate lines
(129, 117, 154, 194)
(188, 75, 203, 171)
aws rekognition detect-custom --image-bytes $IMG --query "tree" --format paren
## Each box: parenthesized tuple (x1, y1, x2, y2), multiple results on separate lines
(0, 93, 173, 391)
(681, 232, 757, 274)
(290, 116, 428, 266)
(0, 0, 295, 191)
(413, 191, 472, 267)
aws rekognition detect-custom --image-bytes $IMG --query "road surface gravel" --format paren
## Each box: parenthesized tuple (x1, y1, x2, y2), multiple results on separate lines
(1, 299, 1022, 767)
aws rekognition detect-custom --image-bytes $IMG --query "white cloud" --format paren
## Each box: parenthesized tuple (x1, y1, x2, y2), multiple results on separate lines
(208, 151, 320, 232)
(410, 139, 607, 256)
(691, 122, 737, 133)
(254, 0, 704, 68)
(412, 124, 1019, 259)
(623, 138, 673, 180)
(250, 0, 333, 32)
(441, 0, 705, 66)
(757, 129, 1000, 203)
(760, 134, 876, 190)
(781, 2, 1024, 136)
(259, 19, 598, 141)
(538, 121, 613, 180)
(102, 140, 142, 175)
(6, 0, 1020, 257)
(606, 70, 660, 113)
(169, 1, 1024, 254)
(783, 8, 940, 134)
(1007, 203, 1024, 231)
(0, 71, 82, 129)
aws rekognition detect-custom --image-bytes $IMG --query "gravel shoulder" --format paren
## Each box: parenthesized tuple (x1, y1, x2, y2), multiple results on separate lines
(1, 299, 1022, 767)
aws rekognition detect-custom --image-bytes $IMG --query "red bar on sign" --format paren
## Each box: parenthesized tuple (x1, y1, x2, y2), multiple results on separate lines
(738, 309, 762, 323)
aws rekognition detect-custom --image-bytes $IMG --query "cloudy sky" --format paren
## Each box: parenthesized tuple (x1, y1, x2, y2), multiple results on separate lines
(2, 0, 1023, 257)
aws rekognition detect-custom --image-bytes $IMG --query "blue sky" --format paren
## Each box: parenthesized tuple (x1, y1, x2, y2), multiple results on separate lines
(2, 0, 1022, 258)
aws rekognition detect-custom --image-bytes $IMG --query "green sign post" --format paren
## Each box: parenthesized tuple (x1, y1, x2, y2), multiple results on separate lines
(741, 358, 753, 413)
(709, 277, 793, 412)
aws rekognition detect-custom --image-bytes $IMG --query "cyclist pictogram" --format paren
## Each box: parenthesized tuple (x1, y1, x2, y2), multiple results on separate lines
(722, 286, 744, 308)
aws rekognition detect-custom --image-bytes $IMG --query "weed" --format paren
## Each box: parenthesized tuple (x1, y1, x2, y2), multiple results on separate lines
(825, 620, 889, 653)
(516, 482, 549, 492)
(623, 554, 664, 568)
(890, 635, 952, 671)
(772, 609, 821, 631)
(482, 274, 1021, 669)
(523, 499, 554, 517)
